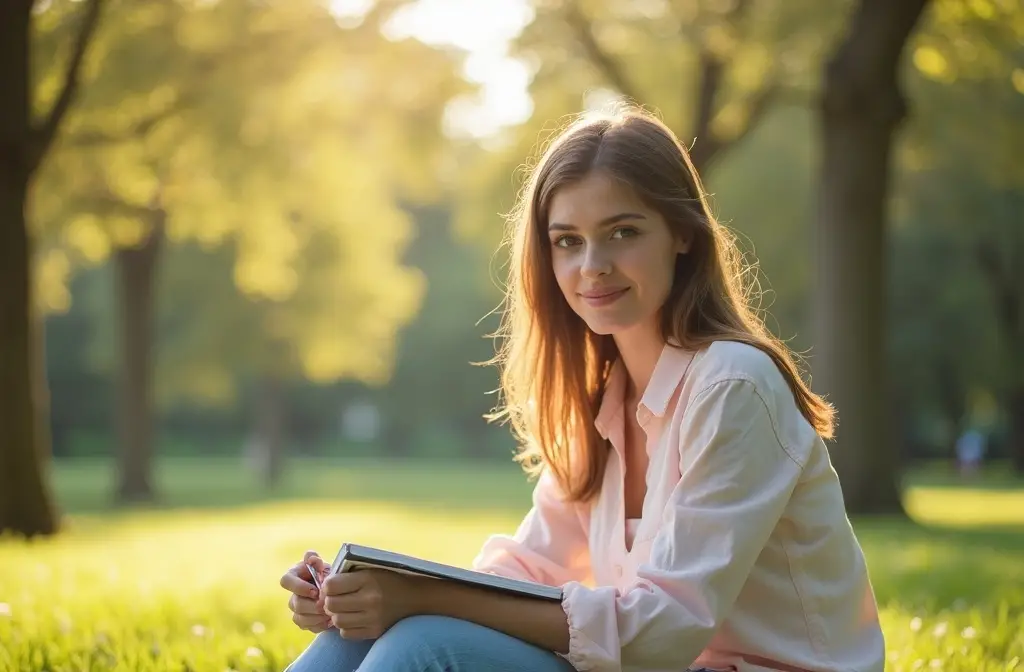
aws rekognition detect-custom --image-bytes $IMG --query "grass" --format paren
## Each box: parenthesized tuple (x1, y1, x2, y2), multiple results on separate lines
(1, 457, 1022, 671)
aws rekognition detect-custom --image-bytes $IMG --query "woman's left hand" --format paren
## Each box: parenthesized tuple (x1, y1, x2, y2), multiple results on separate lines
(322, 569, 425, 640)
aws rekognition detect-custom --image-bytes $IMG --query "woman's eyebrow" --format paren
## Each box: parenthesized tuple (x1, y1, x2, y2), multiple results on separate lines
(548, 212, 647, 231)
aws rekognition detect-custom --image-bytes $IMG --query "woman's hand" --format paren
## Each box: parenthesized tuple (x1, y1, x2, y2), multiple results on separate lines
(322, 569, 425, 640)
(280, 550, 333, 633)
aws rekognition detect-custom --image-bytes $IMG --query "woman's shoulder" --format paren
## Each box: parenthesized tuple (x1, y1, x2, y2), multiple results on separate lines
(686, 340, 788, 397)
(683, 340, 820, 463)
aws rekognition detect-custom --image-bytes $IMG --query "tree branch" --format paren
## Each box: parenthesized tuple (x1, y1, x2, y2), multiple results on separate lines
(731, 80, 779, 143)
(65, 96, 191, 149)
(31, 0, 105, 170)
(687, 0, 759, 172)
(563, 0, 641, 102)
(83, 189, 158, 221)
(689, 50, 726, 172)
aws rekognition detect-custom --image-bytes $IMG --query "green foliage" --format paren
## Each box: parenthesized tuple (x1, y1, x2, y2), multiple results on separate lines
(888, 0, 1024, 448)
(0, 459, 1021, 671)
(701, 105, 817, 352)
(30, 0, 474, 395)
(452, 0, 846, 250)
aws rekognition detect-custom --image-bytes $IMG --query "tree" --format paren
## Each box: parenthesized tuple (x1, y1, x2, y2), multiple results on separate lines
(31, 0, 470, 497)
(890, 0, 1024, 468)
(0, 0, 103, 536)
(518, 0, 848, 168)
(454, 0, 843, 289)
(812, 0, 932, 513)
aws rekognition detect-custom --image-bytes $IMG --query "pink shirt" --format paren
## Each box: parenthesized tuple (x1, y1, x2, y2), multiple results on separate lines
(473, 341, 885, 671)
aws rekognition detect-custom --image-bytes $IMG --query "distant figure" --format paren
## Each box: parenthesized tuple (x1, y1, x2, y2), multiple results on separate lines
(956, 428, 986, 477)
(277, 108, 885, 672)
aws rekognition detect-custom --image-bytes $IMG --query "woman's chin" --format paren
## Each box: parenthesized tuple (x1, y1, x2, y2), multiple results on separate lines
(580, 314, 642, 337)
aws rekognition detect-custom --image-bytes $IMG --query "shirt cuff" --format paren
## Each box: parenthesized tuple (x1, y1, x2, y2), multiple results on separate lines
(559, 581, 619, 671)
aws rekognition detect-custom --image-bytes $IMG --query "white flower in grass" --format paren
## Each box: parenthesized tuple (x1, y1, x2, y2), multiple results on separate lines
(245, 646, 263, 658)
(961, 626, 976, 639)
(191, 624, 206, 637)
(932, 621, 948, 638)
(0, 603, 10, 617)
(251, 621, 266, 634)
(910, 617, 922, 632)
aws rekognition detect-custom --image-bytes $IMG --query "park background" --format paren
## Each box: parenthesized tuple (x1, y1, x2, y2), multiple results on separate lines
(0, 0, 1021, 670)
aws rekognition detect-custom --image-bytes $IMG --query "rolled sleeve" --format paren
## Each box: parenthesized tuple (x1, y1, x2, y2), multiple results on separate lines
(560, 379, 806, 671)
(472, 469, 593, 587)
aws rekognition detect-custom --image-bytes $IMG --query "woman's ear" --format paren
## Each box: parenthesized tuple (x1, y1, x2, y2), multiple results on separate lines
(675, 232, 693, 255)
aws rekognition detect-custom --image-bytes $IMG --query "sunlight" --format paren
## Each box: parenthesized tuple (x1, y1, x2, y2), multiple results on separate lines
(330, 0, 535, 138)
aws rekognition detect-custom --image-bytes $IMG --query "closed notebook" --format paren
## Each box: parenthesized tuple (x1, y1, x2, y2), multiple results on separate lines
(328, 543, 564, 602)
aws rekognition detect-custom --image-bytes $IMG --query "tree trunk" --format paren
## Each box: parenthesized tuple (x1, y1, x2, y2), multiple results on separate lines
(114, 214, 165, 504)
(1009, 388, 1024, 474)
(254, 376, 287, 488)
(0, 0, 61, 537)
(813, 0, 931, 514)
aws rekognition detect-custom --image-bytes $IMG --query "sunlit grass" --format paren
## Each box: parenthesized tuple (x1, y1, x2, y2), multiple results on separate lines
(1, 458, 1022, 671)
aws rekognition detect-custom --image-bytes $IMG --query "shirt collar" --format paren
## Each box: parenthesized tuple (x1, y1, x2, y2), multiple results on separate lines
(593, 344, 696, 439)
(593, 359, 625, 440)
(639, 344, 696, 418)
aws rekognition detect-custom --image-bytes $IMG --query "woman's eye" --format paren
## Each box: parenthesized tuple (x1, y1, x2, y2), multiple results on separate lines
(553, 235, 581, 248)
(611, 227, 638, 240)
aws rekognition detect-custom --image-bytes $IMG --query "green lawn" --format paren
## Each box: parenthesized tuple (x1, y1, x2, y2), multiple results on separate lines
(1, 457, 1022, 671)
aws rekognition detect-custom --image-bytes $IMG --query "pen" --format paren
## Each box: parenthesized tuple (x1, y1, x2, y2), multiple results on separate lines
(306, 563, 322, 591)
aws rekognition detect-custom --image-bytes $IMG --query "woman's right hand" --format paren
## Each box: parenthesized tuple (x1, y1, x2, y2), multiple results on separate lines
(280, 550, 333, 632)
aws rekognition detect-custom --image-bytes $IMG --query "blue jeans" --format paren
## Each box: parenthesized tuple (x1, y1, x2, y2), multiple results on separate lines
(284, 615, 577, 672)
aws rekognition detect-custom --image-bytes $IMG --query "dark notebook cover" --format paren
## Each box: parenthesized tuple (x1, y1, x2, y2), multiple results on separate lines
(328, 543, 564, 602)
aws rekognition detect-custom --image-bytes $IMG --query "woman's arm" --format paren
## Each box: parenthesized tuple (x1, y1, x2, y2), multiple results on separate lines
(472, 469, 592, 587)
(410, 577, 571, 654)
(555, 378, 808, 671)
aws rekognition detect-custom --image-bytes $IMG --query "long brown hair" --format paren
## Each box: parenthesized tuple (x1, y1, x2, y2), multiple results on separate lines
(488, 108, 834, 502)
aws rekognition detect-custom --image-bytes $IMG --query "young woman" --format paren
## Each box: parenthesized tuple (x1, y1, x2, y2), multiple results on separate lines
(279, 109, 886, 672)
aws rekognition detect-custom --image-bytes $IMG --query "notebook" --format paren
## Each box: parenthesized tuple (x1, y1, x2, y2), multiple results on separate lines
(327, 543, 564, 603)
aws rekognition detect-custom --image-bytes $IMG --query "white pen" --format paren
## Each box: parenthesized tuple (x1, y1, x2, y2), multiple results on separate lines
(306, 563, 322, 591)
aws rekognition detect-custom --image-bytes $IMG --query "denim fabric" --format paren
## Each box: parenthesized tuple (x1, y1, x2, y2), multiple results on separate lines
(284, 615, 577, 672)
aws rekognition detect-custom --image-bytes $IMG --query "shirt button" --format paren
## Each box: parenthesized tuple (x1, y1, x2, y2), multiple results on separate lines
(614, 564, 623, 578)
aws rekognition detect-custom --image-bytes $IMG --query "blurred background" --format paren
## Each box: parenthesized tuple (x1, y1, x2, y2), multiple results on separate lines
(5, 0, 1020, 509)
(0, 0, 1022, 669)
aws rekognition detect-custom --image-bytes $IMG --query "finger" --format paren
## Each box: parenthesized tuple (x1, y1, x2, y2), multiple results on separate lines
(293, 612, 332, 631)
(303, 550, 322, 565)
(309, 554, 328, 574)
(328, 610, 368, 630)
(338, 626, 376, 640)
(323, 572, 364, 597)
(325, 591, 380, 615)
(289, 594, 326, 616)
(281, 567, 320, 599)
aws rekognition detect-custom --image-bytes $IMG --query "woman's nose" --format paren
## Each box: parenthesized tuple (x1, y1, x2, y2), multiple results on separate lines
(580, 244, 612, 278)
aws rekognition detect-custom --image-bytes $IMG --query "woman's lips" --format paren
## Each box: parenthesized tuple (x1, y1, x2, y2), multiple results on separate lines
(579, 287, 629, 307)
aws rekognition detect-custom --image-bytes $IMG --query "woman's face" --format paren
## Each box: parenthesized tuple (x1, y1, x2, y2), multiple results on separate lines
(547, 172, 689, 337)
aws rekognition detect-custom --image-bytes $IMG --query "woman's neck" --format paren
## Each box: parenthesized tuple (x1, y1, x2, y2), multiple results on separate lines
(612, 321, 664, 401)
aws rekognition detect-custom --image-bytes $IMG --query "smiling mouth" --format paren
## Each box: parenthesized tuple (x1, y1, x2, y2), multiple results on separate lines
(579, 287, 629, 306)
